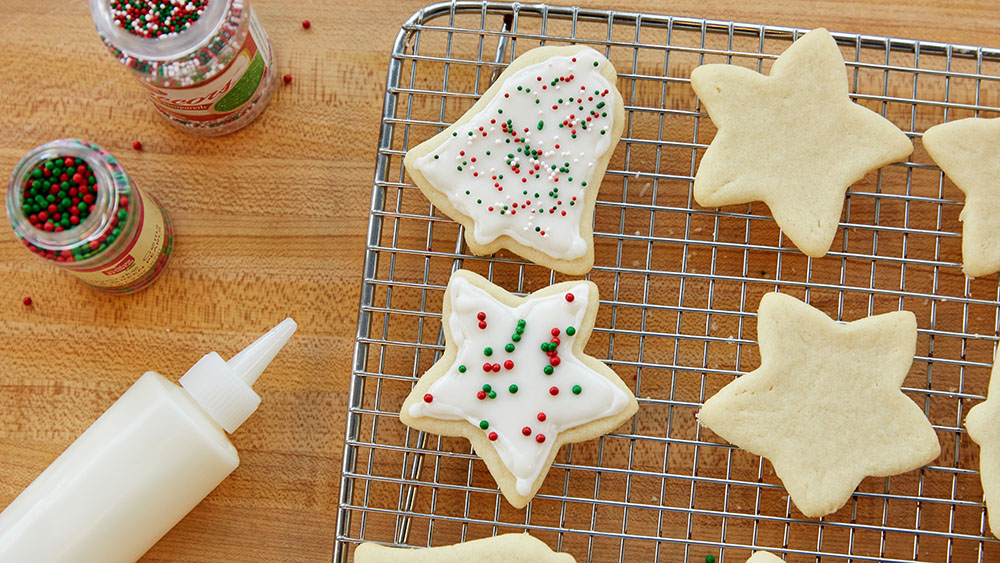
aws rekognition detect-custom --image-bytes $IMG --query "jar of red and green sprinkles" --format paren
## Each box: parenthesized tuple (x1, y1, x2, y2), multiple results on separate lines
(6, 139, 174, 293)
(88, 0, 276, 135)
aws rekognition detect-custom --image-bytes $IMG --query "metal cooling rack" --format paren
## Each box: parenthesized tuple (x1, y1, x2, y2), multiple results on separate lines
(336, 2, 1000, 561)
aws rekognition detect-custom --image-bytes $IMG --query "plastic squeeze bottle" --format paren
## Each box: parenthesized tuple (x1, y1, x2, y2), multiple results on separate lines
(0, 318, 297, 563)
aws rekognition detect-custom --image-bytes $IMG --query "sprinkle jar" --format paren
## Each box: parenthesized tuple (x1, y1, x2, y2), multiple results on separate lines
(6, 139, 174, 293)
(89, 0, 276, 136)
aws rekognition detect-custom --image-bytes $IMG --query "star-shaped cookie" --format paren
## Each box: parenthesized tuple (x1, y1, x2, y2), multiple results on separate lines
(964, 351, 1000, 537)
(698, 292, 940, 518)
(400, 270, 638, 508)
(690, 28, 913, 257)
(354, 533, 575, 562)
(922, 117, 1000, 277)
(404, 46, 625, 275)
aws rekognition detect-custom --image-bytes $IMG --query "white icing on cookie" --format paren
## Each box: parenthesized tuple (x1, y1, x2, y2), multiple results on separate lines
(412, 48, 616, 260)
(408, 277, 632, 495)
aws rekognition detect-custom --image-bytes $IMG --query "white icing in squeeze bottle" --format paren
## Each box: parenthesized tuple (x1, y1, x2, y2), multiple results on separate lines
(0, 318, 297, 563)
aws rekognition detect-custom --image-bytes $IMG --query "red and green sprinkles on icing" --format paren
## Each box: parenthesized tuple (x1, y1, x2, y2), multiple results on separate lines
(408, 274, 637, 498)
(110, 0, 209, 39)
(412, 49, 616, 258)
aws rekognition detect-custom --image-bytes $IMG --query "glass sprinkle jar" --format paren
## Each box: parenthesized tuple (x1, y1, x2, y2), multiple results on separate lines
(6, 139, 174, 293)
(89, 0, 276, 136)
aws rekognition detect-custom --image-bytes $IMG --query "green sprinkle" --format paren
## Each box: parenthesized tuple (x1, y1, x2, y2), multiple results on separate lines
(566, 326, 576, 336)
(596, 101, 605, 109)
(484, 347, 493, 356)
(572, 385, 582, 395)
(509, 384, 519, 394)
(458, 365, 467, 373)
(479, 420, 489, 429)
(505, 343, 515, 353)
(544, 365, 554, 375)
(483, 384, 492, 392)
(706, 557, 716, 563)
(512, 333, 521, 342)
(593, 61, 599, 67)
(537, 120, 544, 130)
(488, 391, 497, 399)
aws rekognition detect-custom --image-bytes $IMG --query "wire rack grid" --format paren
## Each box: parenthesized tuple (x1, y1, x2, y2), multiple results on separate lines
(336, 2, 1000, 561)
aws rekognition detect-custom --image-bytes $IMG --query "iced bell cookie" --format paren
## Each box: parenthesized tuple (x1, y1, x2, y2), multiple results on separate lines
(403, 46, 625, 275)
(690, 28, 913, 257)
(400, 270, 638, 508)
(922, 118, 1000, 277)
(354, 533, 576, 562)
(697, 292, 940, 518)
(964, 352, 1000, 537)
(746, 552, 783, 563)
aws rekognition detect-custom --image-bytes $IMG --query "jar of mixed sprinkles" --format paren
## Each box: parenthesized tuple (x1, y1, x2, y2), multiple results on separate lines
(6, 139, 174, 293)
(88, 0, 276, 135)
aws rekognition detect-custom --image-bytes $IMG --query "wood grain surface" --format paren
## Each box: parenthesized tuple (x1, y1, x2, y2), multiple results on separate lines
(1, 1, 1000, 562)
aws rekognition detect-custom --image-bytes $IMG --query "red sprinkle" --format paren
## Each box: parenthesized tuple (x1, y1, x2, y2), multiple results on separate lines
(477, 391, 487, 400)
(522, 426, 532, 436)
(283, 74, 293, 84)
(22, 296, 32, 306)
(132, 141, 143, 151)
(535, 434, 546, 443)
(492, 363, 501, 372)
(302, 19, 311, 29)
(537, 412, 546, 421)
(478, 321, 487, 329)
(550, 356, 561, 366)
(551, 328, 560, 336)
(504, 360, 514, 370)
(549, 386, 559, 396)
(477, 312, 486, 320)
(483, 363, 493, 372)
(423, 393, 433, 403)
(488, 432, 498, 441)
(565, 293, 575, 302)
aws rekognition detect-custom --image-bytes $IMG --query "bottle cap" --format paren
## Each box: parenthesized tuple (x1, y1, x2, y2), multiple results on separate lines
(179, 318, 297, 433)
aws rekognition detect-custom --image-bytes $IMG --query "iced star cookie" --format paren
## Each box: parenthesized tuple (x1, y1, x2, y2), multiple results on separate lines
(401, 270, 638, 508)
(404, 46, 625, 275)
(698, 292, 940, 518)
(746, 552, 783, 563)
(354, 533, 575, 562)
(922, 117, 1000, 277)
(690, 28, 913, 257)
(964, 352, 1000, 537)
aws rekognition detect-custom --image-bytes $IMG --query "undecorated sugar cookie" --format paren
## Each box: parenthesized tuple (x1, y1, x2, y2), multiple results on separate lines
(698, 292, 940, 518)
(354, 533, 575, 563)
(690, 28, 913, 257)
(965, 353, 1000, 537)
(400, 270, 638, 508)
(747, 552, 784, 563)
(404, 46, 625, 275)
(922, 117, 1000, 277)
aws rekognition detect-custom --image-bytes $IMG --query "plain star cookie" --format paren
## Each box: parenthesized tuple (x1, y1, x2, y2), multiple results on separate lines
(354, 533, 575, 562)
(922, 117, 1000, 277)
(964, 352, 1000, 537)
(404, 45, 625, 275)
(697, 292, 940, 518)
(400, 270, 638, 508)
(746, 552, 783, 563)
(690, 28, 913, 257)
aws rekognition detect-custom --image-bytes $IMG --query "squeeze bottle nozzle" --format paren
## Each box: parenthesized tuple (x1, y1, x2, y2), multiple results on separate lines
(178, 318, 298, 433)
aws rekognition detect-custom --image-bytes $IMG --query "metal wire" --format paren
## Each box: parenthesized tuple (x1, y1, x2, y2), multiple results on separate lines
(336, 3, 1000, 561)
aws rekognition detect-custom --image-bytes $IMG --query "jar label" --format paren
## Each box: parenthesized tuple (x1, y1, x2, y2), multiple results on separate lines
(137, 13, 271, 122)
(72, 191, 168, 289)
